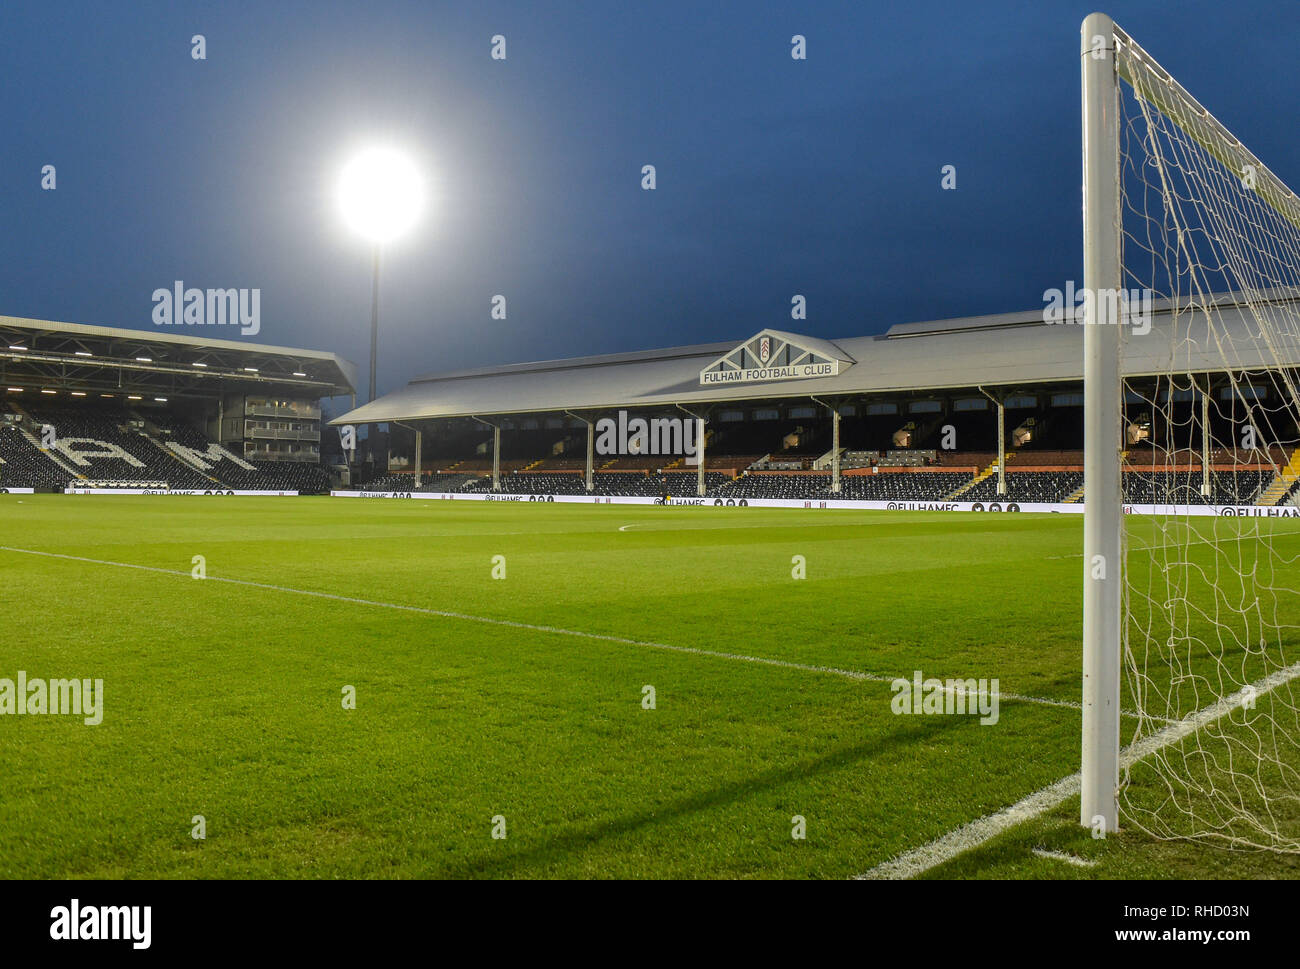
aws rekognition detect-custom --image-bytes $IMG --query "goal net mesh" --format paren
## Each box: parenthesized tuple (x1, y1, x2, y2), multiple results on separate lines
(1113, 25, 1300, 851)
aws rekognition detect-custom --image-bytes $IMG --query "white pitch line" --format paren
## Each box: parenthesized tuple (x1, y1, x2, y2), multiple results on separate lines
(856, 659, 1300, 880)
(857, 774, 1082, 881)
(0, 544, 1089, 717)
(1031, 848, 1097, 868)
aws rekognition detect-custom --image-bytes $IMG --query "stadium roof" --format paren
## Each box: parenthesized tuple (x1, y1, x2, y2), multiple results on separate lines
(333, 293, 1300, 426)
(1, 315, 357, 400)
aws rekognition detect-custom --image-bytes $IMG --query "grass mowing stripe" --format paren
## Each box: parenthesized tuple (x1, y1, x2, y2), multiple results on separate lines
(0, 543, 1092, 716)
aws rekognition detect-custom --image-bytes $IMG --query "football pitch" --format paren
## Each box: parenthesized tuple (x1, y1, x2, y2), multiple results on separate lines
(2, 494, 1299, 879)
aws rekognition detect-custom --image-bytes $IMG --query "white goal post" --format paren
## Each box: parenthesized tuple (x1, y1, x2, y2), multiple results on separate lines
(1080, 13, 1300, 847)
(1079, 11, 1124, 835)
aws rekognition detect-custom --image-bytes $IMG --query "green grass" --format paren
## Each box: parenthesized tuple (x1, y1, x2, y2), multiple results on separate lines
(1, 494, 1298, 878)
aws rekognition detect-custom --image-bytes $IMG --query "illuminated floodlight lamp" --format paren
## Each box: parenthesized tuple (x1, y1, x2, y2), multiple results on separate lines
(337, 147, 424, 244)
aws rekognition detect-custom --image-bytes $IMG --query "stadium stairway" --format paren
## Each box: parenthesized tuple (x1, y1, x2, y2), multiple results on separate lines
(1256, 448, 1300, 506)
(22, 427, 86, 483)
(943, 452, 1012, 499)
(813, 446, 845, 470)
(708, 477, 737, 498)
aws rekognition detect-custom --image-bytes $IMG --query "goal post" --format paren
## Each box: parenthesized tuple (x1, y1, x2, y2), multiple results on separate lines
(1080, 11, 1123, 834)
(1079, 13, 1300, 850)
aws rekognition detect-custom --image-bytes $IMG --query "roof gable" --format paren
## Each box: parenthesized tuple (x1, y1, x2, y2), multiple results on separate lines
(698, 329, 855, 387)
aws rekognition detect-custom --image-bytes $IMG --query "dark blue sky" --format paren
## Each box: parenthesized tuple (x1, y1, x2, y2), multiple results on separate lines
(3, 0, 1298, 401)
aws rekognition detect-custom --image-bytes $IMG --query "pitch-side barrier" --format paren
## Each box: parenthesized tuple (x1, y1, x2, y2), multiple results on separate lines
(329, 490, 1299, 517)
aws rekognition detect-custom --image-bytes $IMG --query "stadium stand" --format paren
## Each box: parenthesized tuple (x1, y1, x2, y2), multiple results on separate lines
(21, 403, 213, 488)
(721, 470, 974, 501)
(360, 471, 479, 492)
(663, 472, 729, 496)
(341, 425, 1289, 505)
(833, 472, 973, 501)
(0, 403, 334, 492)
(0, 314, 353, 493)
(147, 412, 287, 490)
(248, 460, 331, 493)
(594, 473, 669, 496)
(596, 456, 677, 471)
(0, 422, 71, 489)
(962, 471, 1084, 503)
(1122, 470, 1272, 506)
(723, 473, 830, 499)
(472, 472, 589, 495)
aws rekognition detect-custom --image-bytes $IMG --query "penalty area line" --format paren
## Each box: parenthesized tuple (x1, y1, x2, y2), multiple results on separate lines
(1, 543, 1084, 716)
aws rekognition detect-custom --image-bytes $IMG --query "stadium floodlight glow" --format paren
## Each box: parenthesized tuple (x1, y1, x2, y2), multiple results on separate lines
(154, 397, 167, 402)
(192, 362, 207, 368)
(136, 356, 152, 363)
(7, 387, 22, 393)
(338, 145, 426, 408)
(293, 371, 307, 377)
(74, 351, 93, 357)
(8, 345, 26, 351)
(337, 147, 424, 244)
(127, 395, 142, 400)
(40, 389, 56, 395)
(71, 391, 86, 397)
(244, 367, 259, 373)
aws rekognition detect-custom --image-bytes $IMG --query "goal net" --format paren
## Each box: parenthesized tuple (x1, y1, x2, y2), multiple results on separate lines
(1084, 16, 1300, 851)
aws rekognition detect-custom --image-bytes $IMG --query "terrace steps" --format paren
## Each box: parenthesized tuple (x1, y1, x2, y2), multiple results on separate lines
(944, 452, 1014, 500)
(21, 427, 86, 481)
(1256, 448, 1300, 506)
